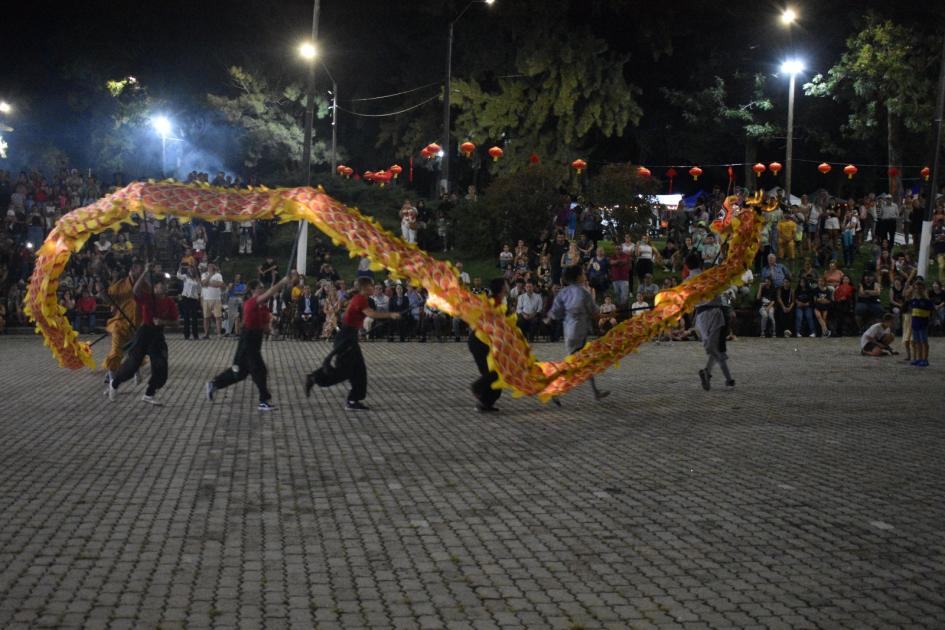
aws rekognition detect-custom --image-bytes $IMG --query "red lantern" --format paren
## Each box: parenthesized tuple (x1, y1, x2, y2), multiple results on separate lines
(922, 166, 931, 182)
(488, 146, 504, 161)
(342, 166, 353, 178)
(637, 166, 651, 178)
(460, 141, 476, 157)
(571, 159, 587, 175)
(364, 170, 375, 182)
(887, 167, 899, 178)
(689, 166, 703, 181)
(753, 163, 766, 177)
(769, 162, 782, 176)
(374, 170, 393, 187)
(426, 143, 441, 155)
(336, 164, 346, 175)
(390, 164, 403, 179)
(843, 164, 858, 180)
(420, 147, 431, 159)
(665, 167, 678, 179)
(529, 153, 540, 165)
(818, 162, 832, 175)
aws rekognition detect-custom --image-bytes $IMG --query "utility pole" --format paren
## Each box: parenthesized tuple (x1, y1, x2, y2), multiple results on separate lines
(440, 21, 454, 197)
(297, 0, 320, 275)
(918, 28, 945, 279)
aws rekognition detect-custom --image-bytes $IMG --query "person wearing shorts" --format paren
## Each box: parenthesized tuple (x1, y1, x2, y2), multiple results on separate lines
(908, 277, 933, 367)
(200, 263, 225, 338)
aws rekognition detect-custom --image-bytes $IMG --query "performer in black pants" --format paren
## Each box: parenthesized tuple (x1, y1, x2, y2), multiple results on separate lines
(305, 277, 400, 410)
(206, 277, 288, 411)
(107, 264, 179, 405)
(468, 278, 508, 412)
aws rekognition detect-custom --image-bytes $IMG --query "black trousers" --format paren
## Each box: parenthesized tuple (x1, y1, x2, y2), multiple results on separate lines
(113, 326, 168, 396)
(179, 296, 200, 339)
(468, 333, 501, 408)
(212, 330, 271, 402)
(329, 326, 367, 402)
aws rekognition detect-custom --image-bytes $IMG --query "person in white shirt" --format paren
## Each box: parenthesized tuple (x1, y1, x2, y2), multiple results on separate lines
(399, 200, 418, 244)
(200, 263, 225, 338)
(456, 261, 471, 285)
(630, 291, 649, 318)
(515, 281, 543, 341)
(860, 314, 895, 356)
(176, 263, 202, 340)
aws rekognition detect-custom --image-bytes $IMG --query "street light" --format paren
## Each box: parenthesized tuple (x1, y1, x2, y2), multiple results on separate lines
(0, 101, 11, 114)
(441, 0, 495, 196)
(781, 8, 797, 25)
(780, 59, 804, 206)
(151, 115, 173, 177)
(299, 42, 317, 60)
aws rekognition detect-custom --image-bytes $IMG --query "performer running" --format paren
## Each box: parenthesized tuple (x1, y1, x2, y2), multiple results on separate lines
(689, 253, 735, 390)
(206, 276, 289, 411)
(304, 277, 400, 411)
(106, 263, 179, 405)
(468, 278, 508, 412)
(544, 266, 610, 401)
(101, 260, 143, 382)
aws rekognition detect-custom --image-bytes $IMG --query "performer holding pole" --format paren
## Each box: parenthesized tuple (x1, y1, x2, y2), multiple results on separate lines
(100, 260, 144, 382)
(544, 266, 610, 401)
(106, 262, 179, 405)
(688, 253, 735, 390)
(205, 276, 289, 411)
(468, 278, 509, 413)
(304, 277, 400, 411)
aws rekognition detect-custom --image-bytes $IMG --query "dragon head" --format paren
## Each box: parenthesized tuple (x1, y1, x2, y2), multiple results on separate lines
(710, 191, 780, 236)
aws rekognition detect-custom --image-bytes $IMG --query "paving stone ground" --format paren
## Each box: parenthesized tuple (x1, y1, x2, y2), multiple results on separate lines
(1, 333, 944, 629)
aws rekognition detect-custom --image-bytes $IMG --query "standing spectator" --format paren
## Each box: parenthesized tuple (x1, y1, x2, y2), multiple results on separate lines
(777, 213, 797, 262)
(908, 277, 932, 366)
(498, 244, 513, 272)
(548, 231, 569, 286)
(224, 274, 246, 336)
(176, 263, 202, 340)
(932, 212, 945, 283)
(876, 194, 899, 246)
(238, 220, 254, 255)
(586, 247, 610, 302)
(399, 200, 418, 244)
(75, 288, 97, 333)
(634, 234, 657, 282)
(610, 248, 631, 306)
(841, 207, 860, 266)
(200, 263, 225, 338)
(257, 255, 278, 286)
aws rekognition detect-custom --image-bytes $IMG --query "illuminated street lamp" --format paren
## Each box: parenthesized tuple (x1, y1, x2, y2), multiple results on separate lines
(0, 101, 11, 114)
(299, 42, 317, 60)
(151, 115, 173, 177)
(781, 8, 797, 25)
(780, 59, 805, 204)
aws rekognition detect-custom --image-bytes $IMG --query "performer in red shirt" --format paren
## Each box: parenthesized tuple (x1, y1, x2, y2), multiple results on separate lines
(206, 277, 288, 411)
(107, 263, 179, 405)
(305, 277, 400, 410)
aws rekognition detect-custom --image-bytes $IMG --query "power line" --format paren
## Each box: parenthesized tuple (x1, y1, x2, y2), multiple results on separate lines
(337, 94, 440, 118)
(348, 82, 441, 102)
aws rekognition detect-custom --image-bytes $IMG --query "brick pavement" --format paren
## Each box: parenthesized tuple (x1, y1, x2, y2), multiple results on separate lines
(0, 334, 944, 629)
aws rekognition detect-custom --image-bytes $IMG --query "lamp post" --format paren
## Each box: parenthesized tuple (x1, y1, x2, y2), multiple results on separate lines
(780, 59, 804, 205)
(780, 7, 797, 26)
(918, 29, 945, 279)
(296, 0, 321, 275)
(441, 0, 494, 196)
(151, 115, 173, 178)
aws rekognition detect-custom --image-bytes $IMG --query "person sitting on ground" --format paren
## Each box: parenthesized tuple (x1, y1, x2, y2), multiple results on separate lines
(860, 313, 896, 357)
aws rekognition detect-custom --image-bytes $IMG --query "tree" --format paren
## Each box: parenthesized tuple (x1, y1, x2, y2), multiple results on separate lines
(91, 76, 157, 175)
(661, 74, 778, 183)
(451, 25, 641, 174)
(207, 66, 332, 183)
(804, 16, 939, 175)
(452, 164, 563, 255)
(586, 163, 659, 237)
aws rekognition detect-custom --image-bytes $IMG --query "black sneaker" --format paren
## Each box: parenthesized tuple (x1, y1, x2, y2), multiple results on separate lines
(345, 400, 369, 411)
(475, 404, 499, 413)
(725, 379, 736, 387)
(699, 369, 711, 391)
(258, 401, 276, 411)
(304, 373, 316, 398)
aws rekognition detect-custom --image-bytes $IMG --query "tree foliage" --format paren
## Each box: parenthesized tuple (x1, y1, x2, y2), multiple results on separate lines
(92, 76, 155, 175)
(207, 66, 333, 182)
(803, 16, 939, 165)
(451, 26, 641, 174)
(586, 163, 659, 236)
(452, 165, 563, 255)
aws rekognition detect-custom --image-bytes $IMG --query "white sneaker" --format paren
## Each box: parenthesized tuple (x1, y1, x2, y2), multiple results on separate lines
(142, 394, 161, 406)
(809, 333, 816, 338)
(784, 329, 792, 337)
(107, 383, 117, 402)
(133, 370, 141, 386)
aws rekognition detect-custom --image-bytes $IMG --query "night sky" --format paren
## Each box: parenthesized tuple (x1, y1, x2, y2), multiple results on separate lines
(1, 0, 941, 185)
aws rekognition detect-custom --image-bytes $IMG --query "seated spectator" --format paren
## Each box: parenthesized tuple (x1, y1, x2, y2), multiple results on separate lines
(597, 295, 618, 333)
(813, 276, 832, 336)
(388, 284, 411, 341)
(832, 275, 856, 337)
(700, 234, 721, 268)
(296, 285, 318, 340)
(630, 291, 649, 318)
(367, 284, 390, 339)
(793, 277, 816, 337)
(498, 244, 513, 271)
(931, 280, 945, 329)
(822, 260, 843, 290)
(860, 313, 896, 356)
(757, 277, 777, 337)
(855, 272, 884, 331)
(515, 281, 543, 341)
(639, 273, 660, 305)
(586, 247, 610, 302)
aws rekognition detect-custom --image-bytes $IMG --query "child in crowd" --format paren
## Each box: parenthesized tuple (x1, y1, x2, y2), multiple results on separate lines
(908, 277, 933, 367)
